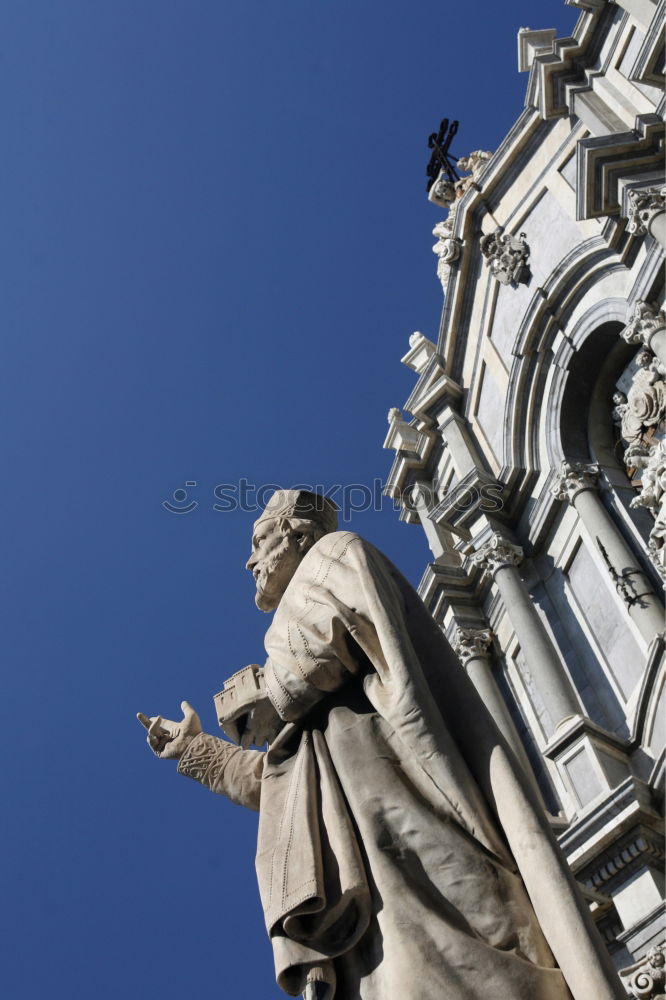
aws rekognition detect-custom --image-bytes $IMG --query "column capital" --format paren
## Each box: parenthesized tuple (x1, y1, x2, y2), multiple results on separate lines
(470, 532, 523, 576)
(620, 300, 666, 350)
(551, 460, 600, 505)
(452, 626, 493, 664)
(626, 186, 666, 238)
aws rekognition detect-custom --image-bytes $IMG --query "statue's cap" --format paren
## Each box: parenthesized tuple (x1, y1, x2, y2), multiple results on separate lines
(253, 489, 338, 534)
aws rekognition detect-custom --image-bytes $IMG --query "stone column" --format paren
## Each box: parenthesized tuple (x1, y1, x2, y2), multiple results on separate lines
(471, 534, 581, 727)
(552, 462, 665, 644)
(452, 626, 538, 783)
(620, 300, 666, 368)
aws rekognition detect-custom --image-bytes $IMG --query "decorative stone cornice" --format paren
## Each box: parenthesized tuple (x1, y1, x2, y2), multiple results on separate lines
(470, 533, 523, 577)
(620, 943, 665, 1000)
(621, 300, 666, 351)
(452, 626, 493, 664)
(479, 228, 530, 286)
(626, 186, 666, 238)
(576, 115, 665, 222)
(551, 460, 600, 505)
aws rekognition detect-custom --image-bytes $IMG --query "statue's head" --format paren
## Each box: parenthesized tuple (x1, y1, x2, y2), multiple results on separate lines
(246, 489, 338, 611)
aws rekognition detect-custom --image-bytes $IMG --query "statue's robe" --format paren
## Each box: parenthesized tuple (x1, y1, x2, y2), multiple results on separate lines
(179, 531, 624, 1000)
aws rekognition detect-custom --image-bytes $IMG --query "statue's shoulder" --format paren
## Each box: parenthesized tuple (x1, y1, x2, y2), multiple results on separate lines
(309, 530, 365, 560)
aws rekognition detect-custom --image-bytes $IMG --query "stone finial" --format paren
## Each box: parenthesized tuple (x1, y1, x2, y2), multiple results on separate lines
(620, 943, 666, 999)
(551, 461, 600, 505)
(479, 229, 530, 286)
(470, 533, 523, 577)
(626, 186, 666, 238)
(621, 300, 666, 350)
(387, 407, 402, 424)
(452, 627, 493, 664)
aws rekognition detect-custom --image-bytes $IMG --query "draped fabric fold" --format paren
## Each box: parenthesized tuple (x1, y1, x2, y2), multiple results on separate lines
(257, 725, 371, 998)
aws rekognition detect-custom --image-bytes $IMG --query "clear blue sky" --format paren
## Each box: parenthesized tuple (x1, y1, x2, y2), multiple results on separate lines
(2, 3, 577, 997)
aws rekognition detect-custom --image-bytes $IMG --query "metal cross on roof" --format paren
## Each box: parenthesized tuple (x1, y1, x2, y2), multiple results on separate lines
(426, 118, 460, 193)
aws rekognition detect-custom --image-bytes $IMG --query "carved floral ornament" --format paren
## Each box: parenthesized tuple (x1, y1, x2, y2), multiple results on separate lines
(621, 300, 666, 353)
(452, 627, 493, 663)
(612, 346, 666, 584)
(551, 461, 600, 505)
(619, 943, 666, 1000)
(626, 186, 666, 238)
(479, 229, 530, 286)
(470, 533, 523, 577)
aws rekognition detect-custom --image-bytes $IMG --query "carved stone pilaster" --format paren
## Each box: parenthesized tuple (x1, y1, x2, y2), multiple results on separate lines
(470, 533, 523, 577)
(626, 186, 666, 237)
(432, 220, 463, 292)
(479, 229, 530, 286)
(620, 943, 666, 999)
(621, 301, 666, 351)
(551, 461, 600, 505)
(452, 626, 492, 665)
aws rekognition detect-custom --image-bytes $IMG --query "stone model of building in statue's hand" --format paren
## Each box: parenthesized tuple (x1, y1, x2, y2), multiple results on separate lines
(137, 489, 625, 1000)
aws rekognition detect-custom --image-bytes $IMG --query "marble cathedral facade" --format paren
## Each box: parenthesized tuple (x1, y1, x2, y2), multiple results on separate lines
(383, 1, 665, 990)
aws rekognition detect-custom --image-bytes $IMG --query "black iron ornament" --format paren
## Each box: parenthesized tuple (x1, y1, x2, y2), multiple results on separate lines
(596, 537, 653, 608)
(426, 118, 460, 193)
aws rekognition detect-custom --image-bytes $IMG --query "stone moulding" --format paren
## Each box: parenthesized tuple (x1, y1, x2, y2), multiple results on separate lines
(479, 228, 530, 286)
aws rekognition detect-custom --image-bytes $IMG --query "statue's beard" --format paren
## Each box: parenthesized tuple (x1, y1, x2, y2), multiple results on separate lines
(254, 550, 291, 611)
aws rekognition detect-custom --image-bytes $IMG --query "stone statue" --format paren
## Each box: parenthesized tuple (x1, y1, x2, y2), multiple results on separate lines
(137, 489, 624, 1000)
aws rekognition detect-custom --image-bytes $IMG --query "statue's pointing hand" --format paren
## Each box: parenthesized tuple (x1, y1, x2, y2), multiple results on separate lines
(136, 701, 202, 760)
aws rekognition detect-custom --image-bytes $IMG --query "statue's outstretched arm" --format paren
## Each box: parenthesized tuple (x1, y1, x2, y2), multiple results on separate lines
(177, 732, 264, 811)
(136, 703, 264, 811)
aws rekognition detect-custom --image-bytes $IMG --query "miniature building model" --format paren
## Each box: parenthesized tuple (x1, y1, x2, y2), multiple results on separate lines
(384, 0, 665, 985)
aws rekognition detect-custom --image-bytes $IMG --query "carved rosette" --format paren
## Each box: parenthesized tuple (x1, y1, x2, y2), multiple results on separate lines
(452, 627, 493, 665)
(551, 461, 600, 505)
(621, 301, 666, 351)
(471, 534, 523, 577)
(620, 943, 666, 999)
(479, 229, 530, 286)
(626, 186, 666, 238)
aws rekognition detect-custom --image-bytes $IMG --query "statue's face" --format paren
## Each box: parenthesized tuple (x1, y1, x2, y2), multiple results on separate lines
(246, 519, 304, 612)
